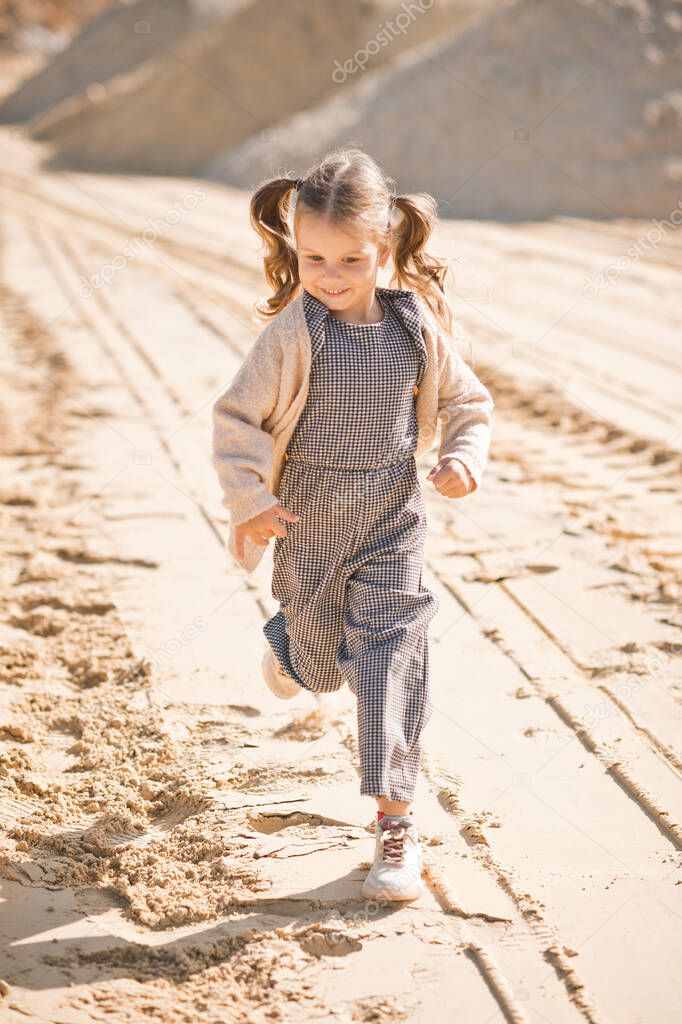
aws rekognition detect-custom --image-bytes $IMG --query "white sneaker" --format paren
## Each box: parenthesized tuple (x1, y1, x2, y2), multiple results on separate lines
(361, 816, 425, 902)
(261, 647, 300, 699)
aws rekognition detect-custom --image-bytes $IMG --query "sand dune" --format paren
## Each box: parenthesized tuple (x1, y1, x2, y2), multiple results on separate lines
(0, 0, 113, 49)
(27, 0, 490, 176)
(0, 0, 228, 123)
(206, 0, 682, 218)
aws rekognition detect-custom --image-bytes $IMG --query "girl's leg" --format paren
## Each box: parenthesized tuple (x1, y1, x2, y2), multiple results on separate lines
(377, 797, 413, 815)
(339, 553, 438, 804)
(335, 458, 438, 804)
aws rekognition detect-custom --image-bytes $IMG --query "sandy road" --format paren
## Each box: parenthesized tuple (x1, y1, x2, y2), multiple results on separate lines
(0, 131, 681, 1023)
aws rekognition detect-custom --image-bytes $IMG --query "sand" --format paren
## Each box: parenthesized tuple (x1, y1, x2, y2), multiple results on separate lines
(0, 127, 680, 1021)
(206, 0, 682, 218)
(0, 0, 230, 123)
(25, 0, 491, 176)
(0, 0, 114, 50)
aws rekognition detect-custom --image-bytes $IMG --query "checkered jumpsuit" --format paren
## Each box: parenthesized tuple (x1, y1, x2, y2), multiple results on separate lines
(263, 287, 440, 802)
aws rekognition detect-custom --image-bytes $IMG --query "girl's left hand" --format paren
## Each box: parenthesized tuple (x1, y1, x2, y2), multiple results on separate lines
(426, 457, 476, 498)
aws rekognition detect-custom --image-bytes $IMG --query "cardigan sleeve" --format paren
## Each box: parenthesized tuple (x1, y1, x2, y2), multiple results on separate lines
(212, 322, 283, 526)
(436, 332, 494, 492)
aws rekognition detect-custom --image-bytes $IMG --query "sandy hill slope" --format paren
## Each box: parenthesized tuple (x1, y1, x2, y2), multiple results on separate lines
(26, 0, 490, 175)
(205, 0, 682, 219)
(0, 0, 229, 122)
(0, 0, 114, 48)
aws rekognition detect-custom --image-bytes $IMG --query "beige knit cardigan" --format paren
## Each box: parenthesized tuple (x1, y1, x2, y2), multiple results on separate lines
(212, 289, 494, 573)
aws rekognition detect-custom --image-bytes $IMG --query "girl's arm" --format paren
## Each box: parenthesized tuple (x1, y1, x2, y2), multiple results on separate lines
(435, 331, 495, 492)
(212, 322, 283, 526)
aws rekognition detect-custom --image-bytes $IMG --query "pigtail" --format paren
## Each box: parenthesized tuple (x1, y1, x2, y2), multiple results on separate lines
(250, 177, 300, 320)
(389, 193, 456, 340)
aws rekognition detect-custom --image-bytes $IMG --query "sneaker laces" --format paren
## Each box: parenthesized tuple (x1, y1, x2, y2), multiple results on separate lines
(379, 819, 412, 864)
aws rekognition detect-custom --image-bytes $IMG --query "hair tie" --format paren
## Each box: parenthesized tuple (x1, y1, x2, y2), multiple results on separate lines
(388, 199, 404, 230)
(294, 177, 303, 191)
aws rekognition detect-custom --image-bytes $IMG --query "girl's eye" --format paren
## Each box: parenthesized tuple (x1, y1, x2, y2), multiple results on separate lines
(305, 256, 360, 263)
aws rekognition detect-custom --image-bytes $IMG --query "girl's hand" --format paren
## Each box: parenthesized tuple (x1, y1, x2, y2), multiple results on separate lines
(426, 457, 476, 498)
(234, 503, 301, 559)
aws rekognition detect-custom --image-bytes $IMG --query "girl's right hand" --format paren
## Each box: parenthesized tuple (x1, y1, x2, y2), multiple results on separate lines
(233, 503, 301, 560)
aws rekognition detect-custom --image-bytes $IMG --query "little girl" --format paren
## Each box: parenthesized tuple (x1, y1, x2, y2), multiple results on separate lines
(212, 148, 494, 902)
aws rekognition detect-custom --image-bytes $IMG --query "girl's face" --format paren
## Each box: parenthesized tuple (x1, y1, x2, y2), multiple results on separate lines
(295, 213, 390, 310)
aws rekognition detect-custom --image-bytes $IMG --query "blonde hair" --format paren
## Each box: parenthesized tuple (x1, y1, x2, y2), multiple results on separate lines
(249, 146, 455, 338)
